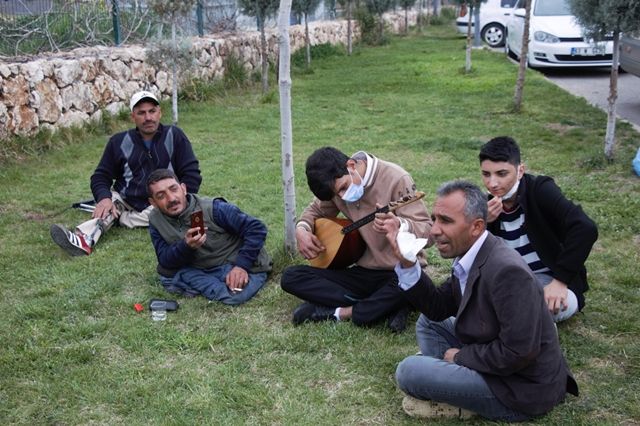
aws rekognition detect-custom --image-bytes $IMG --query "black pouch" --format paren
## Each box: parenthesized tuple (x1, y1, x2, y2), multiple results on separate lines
(149, 299, 179, 311)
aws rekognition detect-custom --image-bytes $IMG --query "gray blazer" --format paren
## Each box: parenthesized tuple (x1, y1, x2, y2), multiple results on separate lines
(404, 233, 578, 416)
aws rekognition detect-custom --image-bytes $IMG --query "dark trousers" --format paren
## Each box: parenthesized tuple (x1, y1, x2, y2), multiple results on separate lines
(280, 265, 408, 326)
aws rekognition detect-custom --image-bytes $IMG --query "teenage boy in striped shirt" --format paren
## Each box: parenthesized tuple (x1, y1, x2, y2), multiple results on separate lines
(478, 136, 598, 322)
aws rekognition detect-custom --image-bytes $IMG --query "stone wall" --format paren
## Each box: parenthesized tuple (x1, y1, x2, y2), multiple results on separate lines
(0, 12, 417, 141)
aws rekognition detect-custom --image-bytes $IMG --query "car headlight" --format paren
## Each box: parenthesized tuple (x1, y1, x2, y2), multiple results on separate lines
(533, 31, 560, 43)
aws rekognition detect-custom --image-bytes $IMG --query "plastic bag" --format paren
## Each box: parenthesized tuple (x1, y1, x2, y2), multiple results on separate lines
(633, 147, 640, 177)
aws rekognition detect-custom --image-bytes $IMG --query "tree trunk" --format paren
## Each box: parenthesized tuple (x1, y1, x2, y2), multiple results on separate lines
(305, 12, 311, 68)
(426, 0, 430, 26)
(417, 0, 423, 32)
(171, 21, 178, 124)
(404, 7, 408, 34)
(473, 3, 481, 47)
(277, 0, 297, 254)
(465, 5, 472, 72)
(513, 0, 532, 112)
(347, 1, 352, 55)
(259, 16, 269, 94)
(604, 30, 620, 160)
(378, 13, 384, 43)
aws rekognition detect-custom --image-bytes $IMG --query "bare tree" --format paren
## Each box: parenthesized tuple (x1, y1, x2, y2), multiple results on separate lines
(433, 0, 441, 16)
(398, 0, 417, 34)
(292, 0, 322, 68)
(337, 0, 355, 54)
(277, 0, 297, 254)
(239, 0, 280, 93)
(512, 0, 532, 112)
(365, 0, 395, 44)
(147, 0, 197, 124)
(416, 0, 425, 32)
(569, 0, 640, 160)
(454, 0, 487, 73)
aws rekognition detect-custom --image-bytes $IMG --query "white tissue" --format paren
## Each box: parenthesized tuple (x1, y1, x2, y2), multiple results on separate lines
(396, 231, 428, 263)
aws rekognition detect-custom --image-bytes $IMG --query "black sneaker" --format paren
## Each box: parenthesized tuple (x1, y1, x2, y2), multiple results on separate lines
(292, 303, 337, 325)
(292, 302, 316, 325)
(310, 305, 337, 322)
(387, 307, 410, 334)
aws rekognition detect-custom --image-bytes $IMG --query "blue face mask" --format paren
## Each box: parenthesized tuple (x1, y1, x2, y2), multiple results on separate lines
(341, 168, 364, 203)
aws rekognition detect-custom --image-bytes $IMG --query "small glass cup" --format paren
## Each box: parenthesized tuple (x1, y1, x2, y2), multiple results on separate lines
(151, 309, 167, 321)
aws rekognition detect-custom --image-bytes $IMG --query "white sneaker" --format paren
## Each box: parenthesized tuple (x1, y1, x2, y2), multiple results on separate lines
(402, 395, 475, 419)
(50, 224, 92, 256)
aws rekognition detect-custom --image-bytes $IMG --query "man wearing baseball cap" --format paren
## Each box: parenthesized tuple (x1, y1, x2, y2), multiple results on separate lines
(50, 90, 202, 256)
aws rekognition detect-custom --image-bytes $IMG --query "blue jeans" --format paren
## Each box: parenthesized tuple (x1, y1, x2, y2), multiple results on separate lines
(160, 264, 267, 305)
(395, 315, 531, 422)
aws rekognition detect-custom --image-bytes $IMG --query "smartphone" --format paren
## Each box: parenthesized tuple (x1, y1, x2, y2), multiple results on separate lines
(149, 299, 179, 311)
(190, 210, 205, 235)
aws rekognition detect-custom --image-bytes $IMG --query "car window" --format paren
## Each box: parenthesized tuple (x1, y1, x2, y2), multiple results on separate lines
(501, 0, 514, 7)
(514, 0, 524, 9)
(534, 0, 571, 16)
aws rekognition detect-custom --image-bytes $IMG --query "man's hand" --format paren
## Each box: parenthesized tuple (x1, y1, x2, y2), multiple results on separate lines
(544, 279, 569, 315)
(184, 227, 206, 249)
(226, 266, 249, 290)
(381, 216, 415, 269)
(296, 226, 325, 260)
(373, 207, 398, 234)
(487, 196, 503, 223)
(444, 348, 460, 363)
(93, 198, 119, 220)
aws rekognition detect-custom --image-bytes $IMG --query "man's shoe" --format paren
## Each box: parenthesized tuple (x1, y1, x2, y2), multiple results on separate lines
(50, 224, 92, 256)
(292, 303, 337, 325)
(402, 395, 474, 419)
(310, 305, 338, 322)
(292, 302, 316, 325)
(387, 307, 410, 333)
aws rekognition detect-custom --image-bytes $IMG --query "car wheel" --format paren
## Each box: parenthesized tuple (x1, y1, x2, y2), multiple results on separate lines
(482, 23, 505, 48)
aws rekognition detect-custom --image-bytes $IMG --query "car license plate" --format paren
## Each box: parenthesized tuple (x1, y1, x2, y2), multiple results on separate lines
(571, 46, 605, 56)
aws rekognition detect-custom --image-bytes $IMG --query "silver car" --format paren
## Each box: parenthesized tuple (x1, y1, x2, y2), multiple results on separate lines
(620, 33, 640, 78)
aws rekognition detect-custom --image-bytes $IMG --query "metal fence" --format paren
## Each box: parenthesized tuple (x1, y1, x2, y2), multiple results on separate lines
(0, 0, 450, 58)
(0, 0, 240, 57)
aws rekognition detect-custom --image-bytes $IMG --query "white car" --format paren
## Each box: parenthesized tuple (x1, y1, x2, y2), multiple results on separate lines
(455, 0, 516, 48)
(505, 0, 613, 68)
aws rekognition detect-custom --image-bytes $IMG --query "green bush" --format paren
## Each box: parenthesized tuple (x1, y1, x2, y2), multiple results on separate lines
(291, 42, 345, 68)
(223, 53, 249, 88)
(430, 6, 457, 25)
(180, 78, 225, 102)
(354, 6, 380, 45)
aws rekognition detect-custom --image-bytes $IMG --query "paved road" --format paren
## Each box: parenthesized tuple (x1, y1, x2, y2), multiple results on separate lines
(541, 68, 640, 131)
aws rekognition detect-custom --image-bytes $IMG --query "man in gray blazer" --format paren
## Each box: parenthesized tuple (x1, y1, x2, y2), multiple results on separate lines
(383, 180, 578, 422)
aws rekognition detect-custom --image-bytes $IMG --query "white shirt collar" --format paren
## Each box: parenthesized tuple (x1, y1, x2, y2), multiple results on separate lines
(453, 230, 489, 288)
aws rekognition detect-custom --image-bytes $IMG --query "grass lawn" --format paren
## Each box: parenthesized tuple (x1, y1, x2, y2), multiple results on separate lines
(1, 23, 639, 425)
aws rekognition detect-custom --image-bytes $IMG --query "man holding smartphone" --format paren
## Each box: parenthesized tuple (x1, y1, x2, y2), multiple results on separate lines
(146, 169, 272, 304)
(50, 90, 202, 256)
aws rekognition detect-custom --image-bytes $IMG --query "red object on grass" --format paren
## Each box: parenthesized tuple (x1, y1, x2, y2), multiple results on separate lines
(134, 303, 144, 312)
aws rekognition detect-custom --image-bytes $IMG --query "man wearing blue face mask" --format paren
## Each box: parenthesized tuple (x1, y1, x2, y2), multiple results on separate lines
(479, 136, 598, 322)
(280, 147, 432, 332)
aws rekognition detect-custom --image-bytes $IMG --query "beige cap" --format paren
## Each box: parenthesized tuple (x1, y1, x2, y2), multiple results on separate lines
(129, 90, 159, 111)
